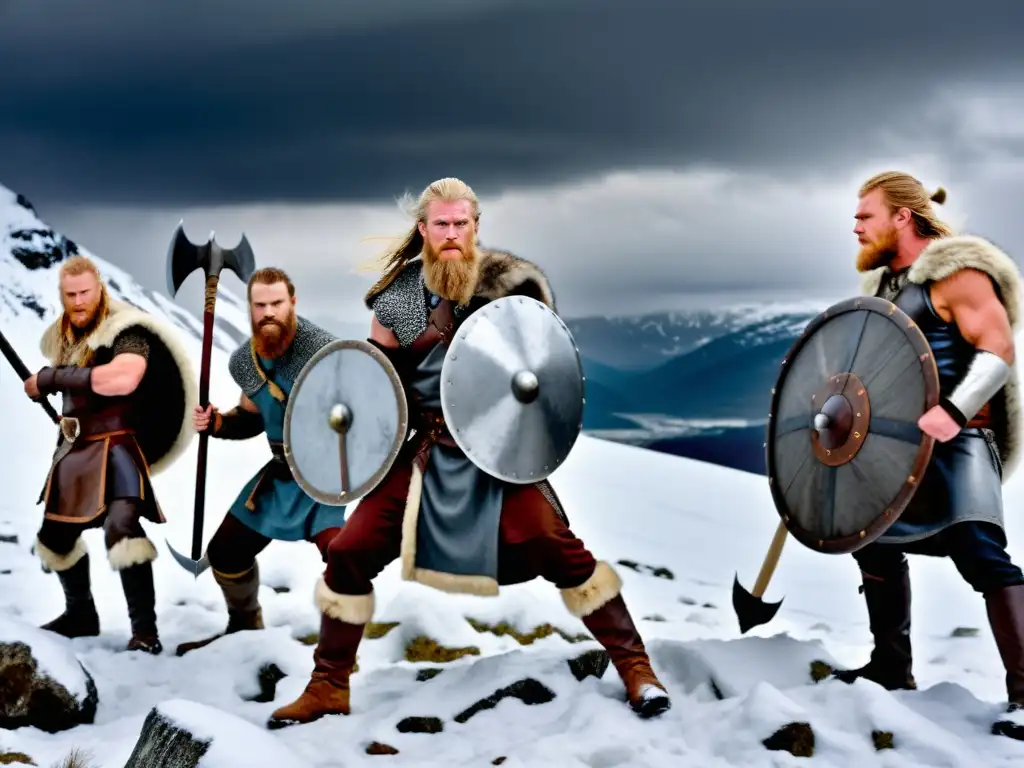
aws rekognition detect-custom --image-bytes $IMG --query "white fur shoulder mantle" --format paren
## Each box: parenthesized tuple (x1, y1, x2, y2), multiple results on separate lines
(860, 235, 1022, 328)
(38, 299, 199, 475)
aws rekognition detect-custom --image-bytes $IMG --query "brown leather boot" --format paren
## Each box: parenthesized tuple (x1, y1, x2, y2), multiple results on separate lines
(832, 566, 916, 690)
(175, 563, 264, 656)
(266, 614, 363, 729)
(581, 593, 671, 718)
(40, 554, 100, 639)
(986, 583, 1024, 739)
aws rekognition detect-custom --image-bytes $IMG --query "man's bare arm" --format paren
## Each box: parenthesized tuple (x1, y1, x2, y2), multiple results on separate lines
(91, 353, 147, 396)
(932, 268, 1014, 425)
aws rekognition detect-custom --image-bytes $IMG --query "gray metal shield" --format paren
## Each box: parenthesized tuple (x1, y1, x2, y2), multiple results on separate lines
(441, 295, 585, 483)
(283, 339, 409, 505)
(766, 296, 941, 554)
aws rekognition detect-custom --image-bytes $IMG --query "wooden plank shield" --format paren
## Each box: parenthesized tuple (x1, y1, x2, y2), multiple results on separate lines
(765, 296, 941, 554)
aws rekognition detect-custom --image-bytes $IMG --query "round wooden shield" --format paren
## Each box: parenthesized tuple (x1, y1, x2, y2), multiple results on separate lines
(765, 296, 940, 554)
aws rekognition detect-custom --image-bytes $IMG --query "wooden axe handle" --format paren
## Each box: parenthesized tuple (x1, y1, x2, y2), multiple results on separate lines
(752, 520, 789, 598)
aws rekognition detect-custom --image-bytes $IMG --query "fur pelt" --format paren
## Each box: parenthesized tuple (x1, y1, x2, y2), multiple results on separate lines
(860, 234, 1023, 478)
(474, 247, 557, 310)
(39, 299, 199, 475)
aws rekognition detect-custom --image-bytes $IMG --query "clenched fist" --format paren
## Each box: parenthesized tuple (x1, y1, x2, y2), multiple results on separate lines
(24, 374, 39, 399)
(193, 404, 220, 433)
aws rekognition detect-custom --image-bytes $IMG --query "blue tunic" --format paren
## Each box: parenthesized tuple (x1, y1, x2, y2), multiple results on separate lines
(226, 325, 348, 542)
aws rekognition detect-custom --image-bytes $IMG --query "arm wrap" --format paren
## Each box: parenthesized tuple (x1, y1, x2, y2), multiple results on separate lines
(36, 366, 93, 395)
(213, 407, 265, 440)
(939, 350, 1011, 427)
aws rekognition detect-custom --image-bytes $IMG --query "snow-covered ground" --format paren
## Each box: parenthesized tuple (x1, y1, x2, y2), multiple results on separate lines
(3, 184, 1024, 765)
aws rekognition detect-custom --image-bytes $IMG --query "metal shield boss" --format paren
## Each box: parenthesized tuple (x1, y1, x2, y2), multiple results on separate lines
(440, 296, 585, 483)
(765, 296, 941, 554)
(283, 339, 409, 505)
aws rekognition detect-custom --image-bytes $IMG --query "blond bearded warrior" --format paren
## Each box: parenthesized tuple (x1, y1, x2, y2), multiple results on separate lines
(24, 256, 196, 654)
(831, 172, 1024, 739)
(268, 178, 671, 729)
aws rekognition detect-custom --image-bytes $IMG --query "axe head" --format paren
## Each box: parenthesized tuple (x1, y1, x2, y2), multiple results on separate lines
(166, 221, 258, 297)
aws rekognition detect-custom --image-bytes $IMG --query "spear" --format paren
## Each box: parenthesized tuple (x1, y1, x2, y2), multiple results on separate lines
(0, 327, 61, 424)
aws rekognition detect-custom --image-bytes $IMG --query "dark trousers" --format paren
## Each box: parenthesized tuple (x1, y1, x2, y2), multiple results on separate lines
(206, 511, 339, 576)
(854, 521, 1024, 594)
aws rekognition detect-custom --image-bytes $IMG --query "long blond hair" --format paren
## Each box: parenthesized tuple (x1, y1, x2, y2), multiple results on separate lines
(54, 255, 111, 366)
(362, 177, 480, 305)
(859, 171, 954, 239)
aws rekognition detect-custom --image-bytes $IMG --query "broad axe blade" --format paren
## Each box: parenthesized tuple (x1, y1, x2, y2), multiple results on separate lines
(166, 220, 258, 297)
(166, 538, 210, 578)
(732, 573, 783, 634)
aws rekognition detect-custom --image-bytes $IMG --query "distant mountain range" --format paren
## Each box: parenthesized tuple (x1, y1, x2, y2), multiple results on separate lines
(564, 303, 828, 475)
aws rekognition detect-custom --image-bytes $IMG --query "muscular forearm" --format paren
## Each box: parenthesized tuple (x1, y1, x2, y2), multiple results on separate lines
(212, 407, 264, 439)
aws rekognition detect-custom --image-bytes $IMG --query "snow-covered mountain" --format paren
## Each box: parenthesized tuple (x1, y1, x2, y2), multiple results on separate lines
(1, 183, 1024, 766)
(0, 184, 251, 358)
(566, 302, 824, 372)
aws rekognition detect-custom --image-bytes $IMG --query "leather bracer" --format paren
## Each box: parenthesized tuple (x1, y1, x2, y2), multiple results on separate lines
(36, 366, 92, 395)
(213, 407, 264, 439)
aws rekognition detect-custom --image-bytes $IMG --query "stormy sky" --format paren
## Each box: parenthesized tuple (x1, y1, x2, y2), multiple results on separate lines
(2, 0, 1023, 325)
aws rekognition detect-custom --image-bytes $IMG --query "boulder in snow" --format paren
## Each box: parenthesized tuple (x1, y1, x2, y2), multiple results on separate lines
(0, 619, 98, 733)
(124, 700, 311, 768)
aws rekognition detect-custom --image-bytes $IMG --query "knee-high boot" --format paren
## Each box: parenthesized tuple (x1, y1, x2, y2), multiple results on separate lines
(119, 561, 162, 654)
(176, 562, 265, 656)
(40, 554, 100, 638)
(986, 583, 1024, 739)
(267, 578, 369, 729)
(833, 566, 915, 689)
(565, 562, 671, 718)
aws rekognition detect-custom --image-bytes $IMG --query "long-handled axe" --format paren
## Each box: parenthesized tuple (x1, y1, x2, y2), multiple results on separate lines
(165, 222, 256, 577)
(732, 519, 788, 633)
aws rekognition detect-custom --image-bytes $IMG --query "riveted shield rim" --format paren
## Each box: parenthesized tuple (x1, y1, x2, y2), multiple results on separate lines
(283, 338, 409, 505)
(765, 295, 941, 554)
(440, 296, 586, 483)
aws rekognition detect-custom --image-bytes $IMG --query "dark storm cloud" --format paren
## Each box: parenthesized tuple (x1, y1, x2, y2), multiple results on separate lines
(2, 0, 1022, 206)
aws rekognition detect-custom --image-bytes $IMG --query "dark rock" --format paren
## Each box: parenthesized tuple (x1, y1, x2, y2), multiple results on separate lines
(679, 597, 697, 606)
(454, 678, 555, 724)
(492, 758, 507, 765)
(270, 586, 290, 594)
(566, 649, 610, 682)
(366, 742, 399, 755)
(244, 663, 286, 703)
(615, 559, 674, 579)
(15, 193, 36, 213)
(0, 641, 97, 733)
(950, 627, 979, 638)
(0, 571, 10, 576)
(762, 722, 815, 757)
(809, 660, 835, 682)
(396, 716, 443, 734)
(122, 708, 210, 767)
(872, 730, 894, 750)
(416, 668, 444, 682)
(0, 751, 35, 764)
(0, 535, 18, 545)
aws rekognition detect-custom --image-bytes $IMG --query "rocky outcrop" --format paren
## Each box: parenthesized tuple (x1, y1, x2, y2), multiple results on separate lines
(0, 622, 98, 734)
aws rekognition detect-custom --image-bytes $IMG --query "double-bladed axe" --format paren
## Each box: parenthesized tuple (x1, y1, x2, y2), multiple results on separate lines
(165, 222, 256, 577)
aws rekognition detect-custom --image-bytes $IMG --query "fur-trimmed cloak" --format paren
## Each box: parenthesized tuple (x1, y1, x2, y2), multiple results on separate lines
(39, 299, 199, 476)
(860, 235, 1023, 478)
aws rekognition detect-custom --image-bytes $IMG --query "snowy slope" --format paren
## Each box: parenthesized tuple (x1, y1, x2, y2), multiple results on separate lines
(1, 187, 1024, 766)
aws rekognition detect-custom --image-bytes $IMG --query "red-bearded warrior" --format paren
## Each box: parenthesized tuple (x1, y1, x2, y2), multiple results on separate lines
(834, 172, 1024, 738)
(24, 255, 196, 654)
(176, 267, 346, 655)
(267, 177, 671, 729)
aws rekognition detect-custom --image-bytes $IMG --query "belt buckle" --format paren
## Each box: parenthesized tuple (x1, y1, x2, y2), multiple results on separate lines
(60, 417, 81, 442)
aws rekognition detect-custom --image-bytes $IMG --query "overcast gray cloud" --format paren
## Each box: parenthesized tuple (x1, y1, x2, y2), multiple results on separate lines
(2, 0, 1023, 322)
